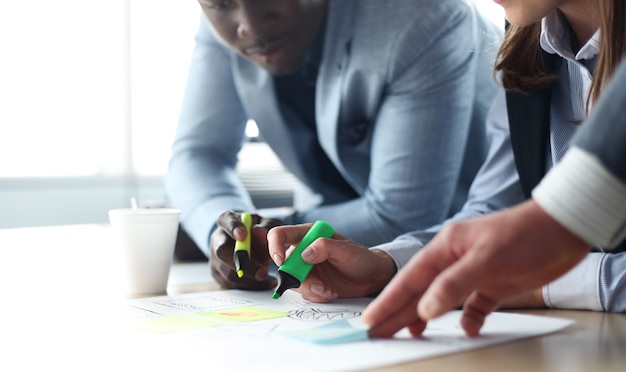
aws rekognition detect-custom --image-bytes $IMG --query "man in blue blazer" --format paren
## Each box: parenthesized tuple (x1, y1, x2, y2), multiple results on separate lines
(165, 0, 502, 289)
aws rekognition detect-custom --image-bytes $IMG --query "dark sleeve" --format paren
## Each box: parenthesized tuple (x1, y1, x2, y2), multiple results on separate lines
(572, 58, 626, 182)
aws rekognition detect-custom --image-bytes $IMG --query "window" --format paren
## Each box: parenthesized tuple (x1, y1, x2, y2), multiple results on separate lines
(0, 1, 199, 227)
(0, 1, 198, 178)
(0, 1, 505, 228)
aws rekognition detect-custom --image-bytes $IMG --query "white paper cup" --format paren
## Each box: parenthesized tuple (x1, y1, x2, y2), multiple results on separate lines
(108, 208, 180, 297)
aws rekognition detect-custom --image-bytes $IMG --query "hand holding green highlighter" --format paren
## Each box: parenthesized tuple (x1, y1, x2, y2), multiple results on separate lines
(272, 220, 335, 299)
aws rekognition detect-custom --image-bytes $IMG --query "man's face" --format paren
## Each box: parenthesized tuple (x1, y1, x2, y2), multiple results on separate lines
(199, 0, 328, 75)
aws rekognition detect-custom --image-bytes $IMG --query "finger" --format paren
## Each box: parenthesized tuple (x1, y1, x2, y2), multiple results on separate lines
(417, 251, 488, 321)
(267, 224, 315, 265)
(212, 230, 236, 264)
(250, 226, 272, 260)
(458, 292, 499, 337)
(218, 252, 276, 290)
(407, 320, 428, 337)
(362, 244, 450, 326)
(297, 279, 338, 303)
(217, 210, 247, 240)
(362, 279, 419, 329)
(366, 297, 421, 338)
(300, 237, 363, 265)
(246, 257, 278, 289)
(238, 227, 277, 289)
(210, 259, 237, 289)
(211, 224, 276, 289)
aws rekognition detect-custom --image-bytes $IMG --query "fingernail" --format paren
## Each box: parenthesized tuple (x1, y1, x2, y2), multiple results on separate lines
(311, 283, 325, 296)
(301, 248, 316, 261)
(273, 253, 283, 266)
(419, 298, 442, 319)
(234, 226, 246, 240)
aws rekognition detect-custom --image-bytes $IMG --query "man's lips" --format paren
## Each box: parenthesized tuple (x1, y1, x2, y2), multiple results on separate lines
(243, 34, 291, 56)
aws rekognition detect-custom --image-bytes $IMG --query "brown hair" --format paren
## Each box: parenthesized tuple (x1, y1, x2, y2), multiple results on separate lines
(495, 0, 626, 110)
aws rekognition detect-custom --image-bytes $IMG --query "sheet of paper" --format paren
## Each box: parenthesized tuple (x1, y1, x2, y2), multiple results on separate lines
(125, 290, 573, 371)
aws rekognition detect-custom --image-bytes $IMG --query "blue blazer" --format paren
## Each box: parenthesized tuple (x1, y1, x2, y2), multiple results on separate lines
(166, 0, 503, 254)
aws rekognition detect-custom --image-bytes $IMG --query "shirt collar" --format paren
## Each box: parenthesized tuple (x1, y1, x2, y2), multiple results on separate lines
(540, 10, 600, 61)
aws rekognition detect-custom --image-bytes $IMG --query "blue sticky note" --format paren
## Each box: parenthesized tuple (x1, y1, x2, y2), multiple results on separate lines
(279, 320, 368, 345)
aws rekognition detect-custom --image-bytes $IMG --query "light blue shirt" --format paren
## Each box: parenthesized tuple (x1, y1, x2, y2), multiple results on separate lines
(165, 0, 502, 255)
(378, 11, 626, 313)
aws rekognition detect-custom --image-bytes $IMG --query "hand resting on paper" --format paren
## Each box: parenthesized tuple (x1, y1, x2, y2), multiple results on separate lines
(362, 200, 589, 338)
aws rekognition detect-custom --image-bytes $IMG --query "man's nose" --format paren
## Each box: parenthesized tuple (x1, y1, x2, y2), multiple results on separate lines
(236, 8, 276, 38)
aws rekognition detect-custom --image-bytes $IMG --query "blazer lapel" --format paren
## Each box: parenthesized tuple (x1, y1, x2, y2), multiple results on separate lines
(315, 0, 355, 167)
(506, 89, 550, 199)
(234, 59, 309, 179)
(506, 51, 559, 198)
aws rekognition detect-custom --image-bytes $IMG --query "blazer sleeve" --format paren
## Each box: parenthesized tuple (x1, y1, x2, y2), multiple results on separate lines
(532, 58, 626, 250)
(286, 4, 502, 246)
(165, 15, 254, 256)
(374, 90, 527, 270)
(572, 57, 626, 182)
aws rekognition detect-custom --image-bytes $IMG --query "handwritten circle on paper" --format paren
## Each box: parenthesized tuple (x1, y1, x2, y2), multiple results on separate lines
(288, 307, 361, 321)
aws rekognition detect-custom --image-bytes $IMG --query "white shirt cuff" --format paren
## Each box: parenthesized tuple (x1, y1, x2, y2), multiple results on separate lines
(532, 147, 626, 250)
(542, 253, 605, 311)
(371, 239, 424, 271)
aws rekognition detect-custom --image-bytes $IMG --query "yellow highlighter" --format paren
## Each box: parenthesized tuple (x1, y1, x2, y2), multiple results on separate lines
(234, 212, 253, 278)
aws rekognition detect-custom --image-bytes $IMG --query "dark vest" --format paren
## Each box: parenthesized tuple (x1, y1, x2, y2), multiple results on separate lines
(505, 51, 626, 253)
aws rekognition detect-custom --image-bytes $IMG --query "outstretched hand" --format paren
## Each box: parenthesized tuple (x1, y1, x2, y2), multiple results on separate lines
(362, 200, 590, 338)
(209, 210, 283, 290)
(267, 223, 397, 302)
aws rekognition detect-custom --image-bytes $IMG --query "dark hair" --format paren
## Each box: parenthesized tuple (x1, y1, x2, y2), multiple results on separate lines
(495, 1, 626, 111)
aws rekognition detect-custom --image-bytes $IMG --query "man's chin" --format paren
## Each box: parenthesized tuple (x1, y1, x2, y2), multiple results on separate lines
(263, 64, 300, 76)
(248, 58, 299, 76)
(240, 50, 302, 76)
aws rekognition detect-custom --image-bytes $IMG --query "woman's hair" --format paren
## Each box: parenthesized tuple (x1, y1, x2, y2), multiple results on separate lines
(495, 0, 626, 110)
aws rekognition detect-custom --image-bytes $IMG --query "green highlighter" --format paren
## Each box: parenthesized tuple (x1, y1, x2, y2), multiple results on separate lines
(272, 220, 335, 299)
